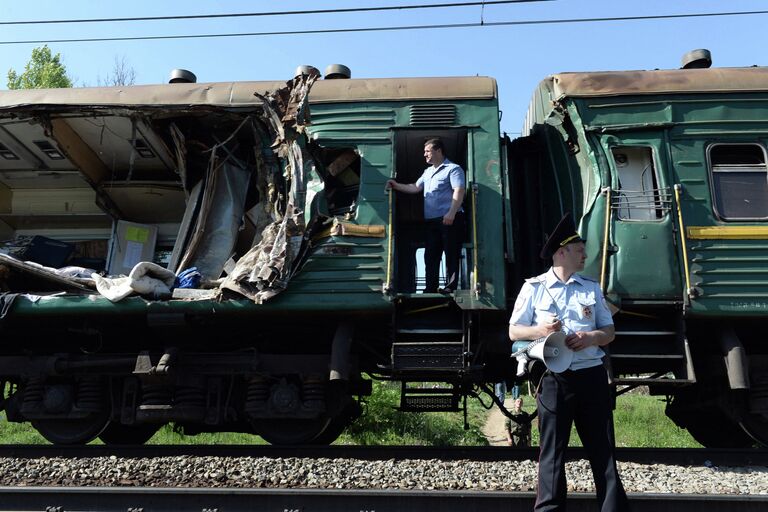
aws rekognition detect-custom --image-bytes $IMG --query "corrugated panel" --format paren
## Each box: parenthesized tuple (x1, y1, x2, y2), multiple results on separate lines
(289, 239, 387, 295)
(689, 240, 768, 312)
(409, 105, 456, 126)
(307, 107, 395, 141)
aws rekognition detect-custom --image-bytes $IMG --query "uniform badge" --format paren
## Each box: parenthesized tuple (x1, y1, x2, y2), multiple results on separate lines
(582, 304, 593, 319)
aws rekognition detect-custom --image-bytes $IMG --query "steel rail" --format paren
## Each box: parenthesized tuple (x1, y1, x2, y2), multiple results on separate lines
(0, 486, 765, 512)
(1, 445, 767, 466)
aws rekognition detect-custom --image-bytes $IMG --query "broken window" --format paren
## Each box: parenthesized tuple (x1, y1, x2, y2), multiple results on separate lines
(709, 143, 768, 220)
(309, 145, 361, 216)
(611, 146, 668, 221)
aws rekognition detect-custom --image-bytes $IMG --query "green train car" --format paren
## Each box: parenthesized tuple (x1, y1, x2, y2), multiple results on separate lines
(0, 70, 510, 445)
(513, 61, 768, 447)
(0, 58, 766, 447)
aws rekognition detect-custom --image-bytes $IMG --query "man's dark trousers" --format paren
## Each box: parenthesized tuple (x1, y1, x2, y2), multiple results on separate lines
(423, 211, 464, 293)
(535, 364, 630, 512)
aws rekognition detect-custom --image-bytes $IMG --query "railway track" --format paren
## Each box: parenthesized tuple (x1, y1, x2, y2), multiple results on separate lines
(0, 445, 765, 511)
(0, 486, 765, 512)
(0, 444, 767, 466)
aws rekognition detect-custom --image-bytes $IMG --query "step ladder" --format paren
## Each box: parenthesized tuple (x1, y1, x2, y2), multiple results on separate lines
(606, 309, 696, 387)
(389, 295, 468, 411)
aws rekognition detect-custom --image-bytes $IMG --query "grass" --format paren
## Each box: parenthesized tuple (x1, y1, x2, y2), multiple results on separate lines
(0, 385, 702, 447)
(519, 391, 702, 448)
(337, 381, 488, 446)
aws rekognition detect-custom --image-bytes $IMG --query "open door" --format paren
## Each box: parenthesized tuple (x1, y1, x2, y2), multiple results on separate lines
(600, 134, 682, 300)
(391, 129, 468, 293)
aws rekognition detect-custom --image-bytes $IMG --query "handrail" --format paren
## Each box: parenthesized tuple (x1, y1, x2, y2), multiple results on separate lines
(673, 184, 693, 302)
(384, 187, 394, 294)
(600, 187, 612, 293)
(471, 182, 480, 298)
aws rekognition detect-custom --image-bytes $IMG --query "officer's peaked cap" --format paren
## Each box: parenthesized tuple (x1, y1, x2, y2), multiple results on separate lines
(539, 212, 585, 259)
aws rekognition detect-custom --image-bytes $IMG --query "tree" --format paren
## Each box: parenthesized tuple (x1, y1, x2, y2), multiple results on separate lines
(7, 45, 73, 89)
(98, 55, 137, 87)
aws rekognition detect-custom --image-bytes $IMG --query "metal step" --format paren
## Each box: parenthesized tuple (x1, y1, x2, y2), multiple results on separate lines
(396, 328, 464, 335)
(392, 342, 464, 371)
(399, 386, 461, 412)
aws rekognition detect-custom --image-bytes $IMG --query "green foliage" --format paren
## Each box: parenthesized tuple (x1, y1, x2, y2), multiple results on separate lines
(612, 393, 702, 448)
(7, 45, 73, 90)
(338, 381, 488, 446)
(146, 425, 267, 445)
(525, 392, 702, 448)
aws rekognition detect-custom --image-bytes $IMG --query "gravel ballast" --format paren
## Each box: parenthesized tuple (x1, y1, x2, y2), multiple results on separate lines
(1, 456, 767, 494)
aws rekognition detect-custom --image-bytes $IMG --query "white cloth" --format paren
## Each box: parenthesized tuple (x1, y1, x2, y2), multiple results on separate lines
(92, 262, 176, 302)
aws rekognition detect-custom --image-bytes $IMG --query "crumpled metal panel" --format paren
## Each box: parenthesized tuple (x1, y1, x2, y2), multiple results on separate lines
(219, 74, 318, 303)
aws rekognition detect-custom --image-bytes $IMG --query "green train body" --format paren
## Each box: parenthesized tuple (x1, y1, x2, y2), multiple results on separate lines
(0, 64, 766, 446)
(514, 66, 768, 446)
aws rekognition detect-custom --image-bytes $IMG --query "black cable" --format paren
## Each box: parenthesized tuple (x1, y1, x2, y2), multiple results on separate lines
(0, 1, 551, 26)
(1, 9, 767, 46)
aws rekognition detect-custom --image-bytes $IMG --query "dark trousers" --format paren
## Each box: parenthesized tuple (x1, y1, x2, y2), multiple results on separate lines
(535, 364, 630, 512)
(423, 212, 464, 293)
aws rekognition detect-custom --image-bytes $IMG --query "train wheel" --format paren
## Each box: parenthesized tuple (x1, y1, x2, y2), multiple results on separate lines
(254, 417, 332, 445)
(98, 422, 161, 445)
(310, 401, 362, 445)
(666, 389, 754, 448)
(739, 414, 768, 447)
(32, 411, 110, 445)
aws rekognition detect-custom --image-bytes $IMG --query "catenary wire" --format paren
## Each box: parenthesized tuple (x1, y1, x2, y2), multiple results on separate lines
(0, 9, 767, 45)
(0, 1, 550, 26)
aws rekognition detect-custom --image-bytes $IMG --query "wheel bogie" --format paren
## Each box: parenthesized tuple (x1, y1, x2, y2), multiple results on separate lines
(2, 361, 364, 446)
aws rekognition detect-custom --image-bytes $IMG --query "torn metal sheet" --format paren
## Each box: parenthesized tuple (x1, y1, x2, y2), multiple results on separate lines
(217, 74, 319, 303)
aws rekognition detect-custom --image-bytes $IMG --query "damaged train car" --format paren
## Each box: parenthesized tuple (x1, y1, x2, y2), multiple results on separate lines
(0, 69, 510, 444)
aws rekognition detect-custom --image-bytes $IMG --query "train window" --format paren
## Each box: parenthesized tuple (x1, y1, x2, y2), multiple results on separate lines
(611, 146, 666, 221)
(311, 146, 361, 216)
(709, 144, 768, 220)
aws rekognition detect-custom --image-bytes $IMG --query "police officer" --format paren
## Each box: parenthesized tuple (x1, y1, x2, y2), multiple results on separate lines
(508, 213, 630, 512)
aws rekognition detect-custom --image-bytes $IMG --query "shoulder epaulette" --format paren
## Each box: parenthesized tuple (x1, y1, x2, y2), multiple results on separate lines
(525, 272, 548, 285)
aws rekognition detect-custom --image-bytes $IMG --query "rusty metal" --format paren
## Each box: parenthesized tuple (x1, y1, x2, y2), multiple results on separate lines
(551, 66, 768, 98)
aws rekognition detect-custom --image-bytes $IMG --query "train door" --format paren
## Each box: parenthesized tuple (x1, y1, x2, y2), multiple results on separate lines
(391, 128, 468, 293)
(598, 133, 682, 299)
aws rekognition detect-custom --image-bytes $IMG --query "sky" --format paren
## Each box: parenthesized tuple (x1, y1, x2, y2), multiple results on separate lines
(1, 0, 767, 135)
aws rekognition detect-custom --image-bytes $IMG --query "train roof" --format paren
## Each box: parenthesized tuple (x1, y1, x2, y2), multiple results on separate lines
(549, 66, 768, 98)
(0, 76, 497, 111)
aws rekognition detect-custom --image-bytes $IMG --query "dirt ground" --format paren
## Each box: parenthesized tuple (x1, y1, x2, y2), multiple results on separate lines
(482, 397, 539, 447)
(482, 398, 513, 446)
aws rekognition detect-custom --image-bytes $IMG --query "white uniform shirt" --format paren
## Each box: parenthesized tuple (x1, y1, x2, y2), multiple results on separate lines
(509, 268, 613, 371)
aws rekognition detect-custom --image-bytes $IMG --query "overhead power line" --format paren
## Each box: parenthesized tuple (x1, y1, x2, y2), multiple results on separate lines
(1, 9, 767, 46)
(0, 1, 550, 26)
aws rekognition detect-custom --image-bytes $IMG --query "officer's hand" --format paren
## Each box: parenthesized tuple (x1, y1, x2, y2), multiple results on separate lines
(537, 318, 561, 338)
(442, 212, 455, 225)
(565, 331, 592, 351)
(385, 179, 396, 191)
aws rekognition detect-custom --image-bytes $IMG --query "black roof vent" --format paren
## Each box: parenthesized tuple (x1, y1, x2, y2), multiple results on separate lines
(681, 49, 712, 69)
(294, 65, 321, 79)
(324, 64, 351, 80)
(169, 69, 197, 84)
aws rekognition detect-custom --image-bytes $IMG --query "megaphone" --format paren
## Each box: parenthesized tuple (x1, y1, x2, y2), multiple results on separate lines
(512, 331, 573, 376)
